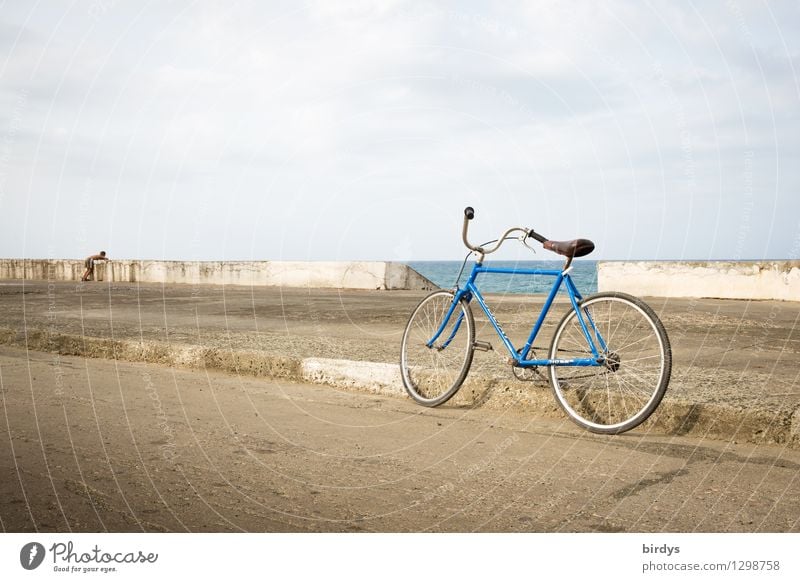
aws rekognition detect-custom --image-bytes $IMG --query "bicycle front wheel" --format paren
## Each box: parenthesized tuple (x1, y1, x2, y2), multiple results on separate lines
(549, 292, 671, 434)
(400, 290, 475, 407)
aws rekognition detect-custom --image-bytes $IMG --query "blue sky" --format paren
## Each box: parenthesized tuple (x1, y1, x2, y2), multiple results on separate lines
(0, 1, 798, 261)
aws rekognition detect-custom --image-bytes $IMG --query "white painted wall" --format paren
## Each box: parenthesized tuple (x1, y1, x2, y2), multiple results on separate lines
(598, 261, 800, 301)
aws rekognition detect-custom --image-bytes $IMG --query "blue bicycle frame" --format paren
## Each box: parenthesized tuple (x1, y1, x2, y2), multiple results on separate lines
(428, 263, 607, 368)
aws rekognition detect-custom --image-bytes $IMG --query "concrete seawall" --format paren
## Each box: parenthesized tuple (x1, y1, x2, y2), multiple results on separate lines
(0, 259, 436, 291)
(598, 261, 800, 301)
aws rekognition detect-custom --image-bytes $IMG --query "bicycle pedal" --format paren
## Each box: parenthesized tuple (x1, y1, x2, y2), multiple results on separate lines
(473, 340, 493, 352)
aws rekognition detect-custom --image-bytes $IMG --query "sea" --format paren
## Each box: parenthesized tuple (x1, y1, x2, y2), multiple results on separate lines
(408, 260, 598, 295)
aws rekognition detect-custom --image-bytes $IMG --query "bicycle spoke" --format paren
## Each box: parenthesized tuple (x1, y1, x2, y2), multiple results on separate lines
(612, 332, 655, 353)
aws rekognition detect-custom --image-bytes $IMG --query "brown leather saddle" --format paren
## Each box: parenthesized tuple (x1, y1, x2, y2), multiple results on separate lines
(543, 238, 595, 258)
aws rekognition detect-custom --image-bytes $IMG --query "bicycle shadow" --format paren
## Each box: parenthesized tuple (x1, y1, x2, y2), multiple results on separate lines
(446, 374, 552, 410)
(446, 377, 708, 440)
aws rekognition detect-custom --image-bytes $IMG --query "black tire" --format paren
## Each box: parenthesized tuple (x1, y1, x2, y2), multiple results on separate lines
(548, 292, 671, 434)
(400, 290, 475, 406)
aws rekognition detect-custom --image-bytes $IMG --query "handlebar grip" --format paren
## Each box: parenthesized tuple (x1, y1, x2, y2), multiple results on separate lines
(527, 229, 548, 244)
(464, 207, 475, 220)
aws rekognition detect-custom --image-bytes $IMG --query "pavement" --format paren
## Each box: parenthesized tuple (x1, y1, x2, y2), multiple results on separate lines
(0, 279, 799, 448)
(3, 347, 799, 532)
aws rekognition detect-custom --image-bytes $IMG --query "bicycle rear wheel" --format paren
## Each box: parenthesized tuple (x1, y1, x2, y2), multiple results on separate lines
(400, 290, 475, 407)
(549, 292, 671, 434)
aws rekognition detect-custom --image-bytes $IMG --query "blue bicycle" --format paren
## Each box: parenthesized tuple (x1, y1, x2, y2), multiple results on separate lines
(400, 207, 671, 434)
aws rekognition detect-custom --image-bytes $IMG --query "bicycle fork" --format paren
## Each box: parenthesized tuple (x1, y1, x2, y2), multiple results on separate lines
(429, 309, 492, 352)
(426, 294, 467, 350)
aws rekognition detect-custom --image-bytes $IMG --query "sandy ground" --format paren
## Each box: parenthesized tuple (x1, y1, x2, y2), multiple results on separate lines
(2, 347, 799, 533)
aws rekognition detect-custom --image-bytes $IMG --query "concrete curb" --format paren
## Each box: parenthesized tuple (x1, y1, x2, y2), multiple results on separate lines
(1, 326, 797, 449)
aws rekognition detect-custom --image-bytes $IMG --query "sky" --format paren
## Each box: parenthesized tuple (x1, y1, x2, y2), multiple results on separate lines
(0, 0, 798, 262)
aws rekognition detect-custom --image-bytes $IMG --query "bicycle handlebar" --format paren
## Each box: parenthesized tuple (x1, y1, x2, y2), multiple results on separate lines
(462, 206, 543, 259)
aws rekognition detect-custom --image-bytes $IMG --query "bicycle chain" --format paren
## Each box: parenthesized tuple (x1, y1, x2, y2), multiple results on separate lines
(508, 347, 610, 382)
